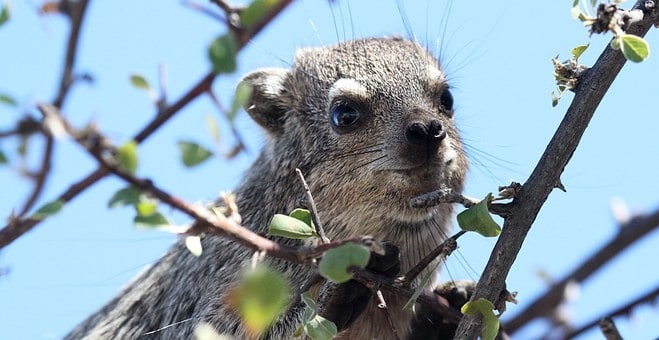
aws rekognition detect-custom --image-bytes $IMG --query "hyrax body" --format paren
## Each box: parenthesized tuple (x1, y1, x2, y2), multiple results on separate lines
(66, 37, 467, 339)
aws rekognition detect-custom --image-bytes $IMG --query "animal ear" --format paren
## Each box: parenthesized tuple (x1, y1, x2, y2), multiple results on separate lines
(238, 68, 291, 133)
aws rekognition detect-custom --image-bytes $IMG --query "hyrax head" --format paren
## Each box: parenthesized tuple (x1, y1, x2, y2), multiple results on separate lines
(240, 37, 467, 227)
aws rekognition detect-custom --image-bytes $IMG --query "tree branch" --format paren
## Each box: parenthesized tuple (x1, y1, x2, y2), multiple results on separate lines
(454, 1, 656, 338)
(0, 0, 294, 249)
(504, 207, 659, 333)
(13, 0, 91, 221)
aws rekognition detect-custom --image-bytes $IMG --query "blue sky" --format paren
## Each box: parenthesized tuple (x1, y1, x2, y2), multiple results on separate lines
(1, 1, 658, 339)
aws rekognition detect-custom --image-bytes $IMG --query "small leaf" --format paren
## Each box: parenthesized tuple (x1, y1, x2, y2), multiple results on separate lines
(116, 140, 138, 174)
(457, 193, 501, 237)
(229, 81, 253, 121)
(134, 211, 170, 228)
(129, 74, 151, 90)
(208, 34, 237, 74)
(31, 200, 64, 220)
(0, 149, 7, 164)
(619, 34, 650, 63)
(240, 0, 278, 27)
(268, 214, 316, 239)
(0, 1, 10, 26)
(227, 266, 291, 336)
(108, 186, 141, 208)
(570, 5, 583, 20)
(178, 141, 214, 167)
(300, 291, 318, 311)
(185, 236, 203, 257)
(289, 208, 314, 227)
(135, 200, 157, 217)
(610, 36, 621, 50)
(304, 314, 338, 340)
(461, 298, 500, 340)
(571, 43, 589, 60)
(318, 243, 370, 283)
(298, 291, 338, 340)
(0, 93, 16, 106)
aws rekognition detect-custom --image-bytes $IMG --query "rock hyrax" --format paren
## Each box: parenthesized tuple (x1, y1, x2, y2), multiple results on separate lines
(65, 37, 468, 340)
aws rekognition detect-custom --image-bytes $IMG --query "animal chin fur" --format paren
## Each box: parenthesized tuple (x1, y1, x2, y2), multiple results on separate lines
(65, 37, 467, 340)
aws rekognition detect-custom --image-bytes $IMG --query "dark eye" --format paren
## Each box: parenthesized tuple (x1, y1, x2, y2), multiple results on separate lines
(439, 88, 454, 112)
(330, 103, 362, 133)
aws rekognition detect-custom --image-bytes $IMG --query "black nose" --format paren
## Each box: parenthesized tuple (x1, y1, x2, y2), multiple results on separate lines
(405, 119, 446, 145)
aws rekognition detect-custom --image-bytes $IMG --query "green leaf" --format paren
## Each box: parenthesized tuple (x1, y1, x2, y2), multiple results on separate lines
(318, 243, 370, 283)
(571, 43, 589, 60)
(116, 140, 138, 174)
(304, 314, 337, 340)
(268, 213, 316, 239)
(135, 200, 157, 217)
(129, 74, 151, 90)
(208, 34, 237, 74)
(300, 291, 318, 311)
(0, 2, 10, 26)
(619, 34, 650, 63)
(185, 236, 203, 257)
(0, 93, 16, 106)
(31, 200, 64, 220)
(461, 298, 500, 340)
(108, 186, 141, 208)
(570, 5, 582, 20)
(178, 141, 214, 168)
(0, 149, 7, 164)
(457, 193, 501, 237)
(240, 0, 278, 27)
(134, 211, 170, 228)
(228, 266, 291, 336)
(229, 77, 253, 121)
(289, 208, 314, 228)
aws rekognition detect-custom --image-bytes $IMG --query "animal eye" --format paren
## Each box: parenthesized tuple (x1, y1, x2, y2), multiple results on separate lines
(330, 103, 362, 133)
(439, 88, 454, 112)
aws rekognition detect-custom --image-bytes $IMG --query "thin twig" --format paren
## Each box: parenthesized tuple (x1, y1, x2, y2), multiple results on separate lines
(0, 0, 294, 249)
(454, 1, 655, 337)
(295, 168, 329, 243)
(409, 188, 511, 218)
(53, 0, 90, 109)
(15, 0, 91, 219)
(401, 231, 464, 286)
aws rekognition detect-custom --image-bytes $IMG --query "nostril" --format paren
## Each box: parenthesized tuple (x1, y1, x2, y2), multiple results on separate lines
(428, 119, 446, 141)
(405, 122, 428, 145)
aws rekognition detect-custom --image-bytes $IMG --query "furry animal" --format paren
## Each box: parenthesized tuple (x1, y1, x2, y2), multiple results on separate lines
(66, 37, 468, 339)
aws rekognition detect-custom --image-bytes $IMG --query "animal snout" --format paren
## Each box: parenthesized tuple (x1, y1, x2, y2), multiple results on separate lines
(405, 119, 446, 146)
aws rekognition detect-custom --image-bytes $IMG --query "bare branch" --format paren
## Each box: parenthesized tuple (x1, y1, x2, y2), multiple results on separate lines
(53, 0, 91, 109)
(454, 1, 656, 337)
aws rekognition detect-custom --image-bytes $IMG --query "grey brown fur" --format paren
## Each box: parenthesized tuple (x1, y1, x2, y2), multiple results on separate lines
(66, 37, 467, 339)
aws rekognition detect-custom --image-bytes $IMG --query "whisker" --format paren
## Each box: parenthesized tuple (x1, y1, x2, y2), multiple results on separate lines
(141, 318, 196, 336)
